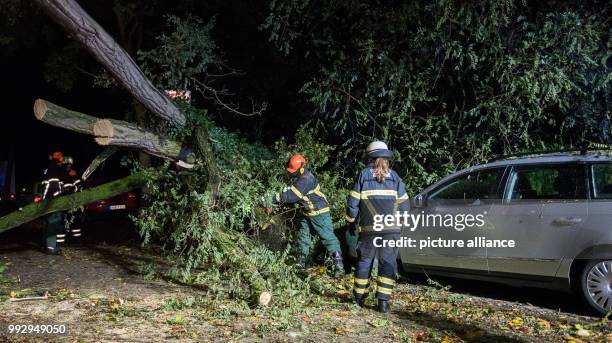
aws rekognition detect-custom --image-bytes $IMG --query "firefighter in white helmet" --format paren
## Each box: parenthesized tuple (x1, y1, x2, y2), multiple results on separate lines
(346, 141, 409, 313)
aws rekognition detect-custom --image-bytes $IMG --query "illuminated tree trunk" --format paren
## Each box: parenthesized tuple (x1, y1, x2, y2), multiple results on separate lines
(34, 99, 194, 164)
(0, 173, 146, 234)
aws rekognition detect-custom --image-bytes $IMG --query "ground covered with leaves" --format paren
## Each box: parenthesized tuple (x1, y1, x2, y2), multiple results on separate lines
(1, 243, 611, 343)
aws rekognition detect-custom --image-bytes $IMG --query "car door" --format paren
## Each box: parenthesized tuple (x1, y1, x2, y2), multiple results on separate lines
(487, 163, 587, 278)
(575, 163, 612, 262)
(405, 167, 504, 271)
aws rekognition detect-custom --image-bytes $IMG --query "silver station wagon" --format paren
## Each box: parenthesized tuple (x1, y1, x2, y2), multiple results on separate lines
(400, 152, 612, 314)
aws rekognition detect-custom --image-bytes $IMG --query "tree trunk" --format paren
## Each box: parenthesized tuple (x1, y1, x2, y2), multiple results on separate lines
(213, 228, 272, 306)
(34, 99, 194, 164)
(93, 119, 191, 163)
(132, 102, 152, 167)
(33, 0, 186, 127)
(0, 173, 146, 234)
(34, 98, 98, 135)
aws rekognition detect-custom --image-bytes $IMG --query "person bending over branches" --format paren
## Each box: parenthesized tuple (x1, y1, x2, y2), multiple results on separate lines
(265, 154, 345, 276)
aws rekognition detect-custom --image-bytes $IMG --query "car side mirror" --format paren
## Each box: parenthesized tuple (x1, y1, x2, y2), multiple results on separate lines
(413, 194, 427, 208)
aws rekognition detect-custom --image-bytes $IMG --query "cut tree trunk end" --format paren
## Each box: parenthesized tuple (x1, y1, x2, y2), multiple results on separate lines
(34, 98, 97, 135)
(257, 292, 272, 306)
(93, 119, 195, 165)
(34, 99, 194, 165)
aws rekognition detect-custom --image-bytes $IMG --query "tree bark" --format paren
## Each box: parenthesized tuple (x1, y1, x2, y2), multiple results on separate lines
(93, 119, 187, 162)
(34, 99, 194, 164)
(34, 98, 98, 135)
(33, 0, 186, 127)
(213, 228, 272, 306)
(0, 173, 146, 234)
(81, 147, 118, 181)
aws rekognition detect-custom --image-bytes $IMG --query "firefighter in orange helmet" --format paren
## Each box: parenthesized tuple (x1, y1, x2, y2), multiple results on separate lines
(266, 154, 345, 275)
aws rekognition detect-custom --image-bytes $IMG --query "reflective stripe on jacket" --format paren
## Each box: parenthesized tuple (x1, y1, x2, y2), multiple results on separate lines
(272, 168, 330, 216)
(346, 164, 409, 233)
(40, 162, 68, 200)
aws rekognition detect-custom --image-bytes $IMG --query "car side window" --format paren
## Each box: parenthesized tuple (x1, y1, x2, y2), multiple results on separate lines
(429, 173, 475, 202)
(506, 164, 586, 201)
(429, 168, 503, 205)
(591, 164, 612, 199)
(473, 169, 504, 200)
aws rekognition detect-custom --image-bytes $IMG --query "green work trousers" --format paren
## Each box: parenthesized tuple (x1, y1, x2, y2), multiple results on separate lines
(298, 212, 341, 259)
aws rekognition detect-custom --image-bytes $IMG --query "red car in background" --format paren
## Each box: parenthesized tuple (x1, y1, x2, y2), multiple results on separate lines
(85, 176, 138, 214)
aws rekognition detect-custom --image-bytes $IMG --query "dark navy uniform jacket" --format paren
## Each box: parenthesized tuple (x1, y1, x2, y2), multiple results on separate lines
(346, 163, 409, 233)
(41, 161, 70, 200)
(272, 167, 330, 217)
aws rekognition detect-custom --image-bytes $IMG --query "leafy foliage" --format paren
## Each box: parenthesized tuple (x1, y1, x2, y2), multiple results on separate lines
(138, 15, 219, 91)
(263, 0, 612, 193)
(133, 119, 345, 307)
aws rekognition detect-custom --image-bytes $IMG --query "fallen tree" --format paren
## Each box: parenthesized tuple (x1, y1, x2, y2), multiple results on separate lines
(0, 0, 279, 306)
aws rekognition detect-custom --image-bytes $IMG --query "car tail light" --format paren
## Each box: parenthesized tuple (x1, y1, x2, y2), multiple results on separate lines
(127, 192, 137, 198)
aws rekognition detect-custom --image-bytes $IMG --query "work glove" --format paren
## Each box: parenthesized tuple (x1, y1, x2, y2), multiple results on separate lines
(260, 196, 274, 215)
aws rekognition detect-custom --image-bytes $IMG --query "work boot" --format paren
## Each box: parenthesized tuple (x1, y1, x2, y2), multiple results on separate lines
(354, 295, 365, 307)
(378, 299, 390, 313)
(42, 246, 62, 255)
(296, 255, 307, 268)
(332, 251, 345, 277)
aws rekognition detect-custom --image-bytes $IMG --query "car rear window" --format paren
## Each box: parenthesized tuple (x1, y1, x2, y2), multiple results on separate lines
(591, 164, 612, 199)
(506, 164, 586, 201)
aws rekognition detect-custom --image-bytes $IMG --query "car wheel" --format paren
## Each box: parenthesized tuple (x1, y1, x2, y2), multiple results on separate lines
(581, 260, 612, 315)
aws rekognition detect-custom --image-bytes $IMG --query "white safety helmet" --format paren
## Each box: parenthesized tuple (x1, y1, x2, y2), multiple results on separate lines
(366, 141, 394, 159)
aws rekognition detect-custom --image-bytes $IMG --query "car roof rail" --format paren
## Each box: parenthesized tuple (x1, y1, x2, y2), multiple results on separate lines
(487, 143, 612, 163)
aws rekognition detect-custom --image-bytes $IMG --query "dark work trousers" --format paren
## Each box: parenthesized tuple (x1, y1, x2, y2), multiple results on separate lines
(66, 210, 84, 243)
(353, 232, 400, 300)
(43, 212, 64, 254)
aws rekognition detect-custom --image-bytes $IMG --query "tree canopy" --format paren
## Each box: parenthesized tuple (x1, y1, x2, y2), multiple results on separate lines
(264, 0, 612, 190)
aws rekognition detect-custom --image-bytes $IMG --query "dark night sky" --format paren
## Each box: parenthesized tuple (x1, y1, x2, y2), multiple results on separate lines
(0, 41, 130, 189)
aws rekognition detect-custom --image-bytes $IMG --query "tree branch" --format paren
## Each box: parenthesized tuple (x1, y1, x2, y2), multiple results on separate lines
(192, 77, 267, 117)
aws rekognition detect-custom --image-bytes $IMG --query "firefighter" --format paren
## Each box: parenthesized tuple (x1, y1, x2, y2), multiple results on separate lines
(39, 151, 69, 254)
(266, 154, 345, 275)
(346, 141, 409, 313)
(62, 156, 84, 243)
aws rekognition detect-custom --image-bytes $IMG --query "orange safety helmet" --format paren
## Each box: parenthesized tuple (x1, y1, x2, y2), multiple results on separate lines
(286, 154, 306, 174)
(49, 151, 64, 162)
